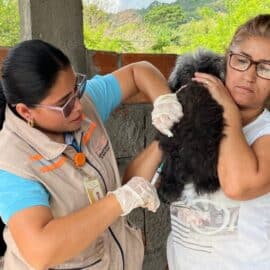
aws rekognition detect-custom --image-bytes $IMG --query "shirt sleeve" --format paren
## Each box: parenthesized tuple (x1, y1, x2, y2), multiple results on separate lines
(0, 170, 50, 224)
(85, 74, 122, 122)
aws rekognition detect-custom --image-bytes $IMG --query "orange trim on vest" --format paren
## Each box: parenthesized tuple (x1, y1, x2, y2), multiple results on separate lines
(29, 154, 43, 161)
(40, 156, 67, 173)
(83, 122, 97, 144)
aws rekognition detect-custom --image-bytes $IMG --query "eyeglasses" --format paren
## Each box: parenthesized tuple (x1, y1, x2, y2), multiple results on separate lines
(33, 73, 87, 118)
(229, 52, 270, 80)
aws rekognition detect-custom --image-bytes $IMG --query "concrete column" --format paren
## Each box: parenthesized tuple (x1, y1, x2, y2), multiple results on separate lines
(18, 0, 87, 73)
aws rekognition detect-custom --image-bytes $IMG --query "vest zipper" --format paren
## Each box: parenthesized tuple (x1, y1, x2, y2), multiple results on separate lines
(86, 157, 125, 270)
(85, 157, 108, 193)
(108, 227, 125, 270)
(80, 133, 125, 270)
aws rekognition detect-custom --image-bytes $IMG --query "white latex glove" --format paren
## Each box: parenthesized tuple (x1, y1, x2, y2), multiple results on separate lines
(109, 176, 160, 216)
(151, 93, 183, 137)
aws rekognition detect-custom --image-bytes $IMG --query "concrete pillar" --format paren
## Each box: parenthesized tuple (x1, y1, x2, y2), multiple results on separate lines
(18, 0, 87, 73)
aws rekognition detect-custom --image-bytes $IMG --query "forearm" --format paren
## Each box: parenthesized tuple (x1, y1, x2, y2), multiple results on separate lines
(113, 61, 171, 102)
(123, 140, 162, 183)
(132, 61, 171, 101)
(18, 195, 122, 269)
(218, 108, 259, 199)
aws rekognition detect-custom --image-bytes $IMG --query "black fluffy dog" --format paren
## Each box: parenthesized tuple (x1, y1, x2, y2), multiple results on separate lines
(157, 49, 226, 203)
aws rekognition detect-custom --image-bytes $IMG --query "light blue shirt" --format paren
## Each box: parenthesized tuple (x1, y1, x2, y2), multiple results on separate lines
(0, 74, 122, 224)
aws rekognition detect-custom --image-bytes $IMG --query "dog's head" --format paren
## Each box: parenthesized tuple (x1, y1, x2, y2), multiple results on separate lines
(168, 49, 225, 92)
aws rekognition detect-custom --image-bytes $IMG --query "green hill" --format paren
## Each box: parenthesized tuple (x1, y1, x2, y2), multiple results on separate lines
(140, 0, 225, 19)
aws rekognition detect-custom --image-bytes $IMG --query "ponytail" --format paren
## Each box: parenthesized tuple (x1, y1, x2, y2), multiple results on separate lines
(0, 81, 6, 130)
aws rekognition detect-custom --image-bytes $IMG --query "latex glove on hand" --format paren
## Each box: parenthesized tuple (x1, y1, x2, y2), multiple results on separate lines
(110, 176, 160, 216)
(151, 93, 183, 137)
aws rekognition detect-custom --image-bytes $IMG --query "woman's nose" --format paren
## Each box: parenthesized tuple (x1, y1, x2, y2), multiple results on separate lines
(243, 64, 257, 82)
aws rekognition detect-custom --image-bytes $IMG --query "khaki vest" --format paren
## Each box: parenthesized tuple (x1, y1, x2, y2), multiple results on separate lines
(0, 95, 144, 270)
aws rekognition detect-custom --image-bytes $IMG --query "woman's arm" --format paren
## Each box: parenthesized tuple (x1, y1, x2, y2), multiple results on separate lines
(193, 72, 270, 200)
(113, 61, 171, 102)
(8, 175, 160, 270)
(123, 140, 163, 184)
(217, 109, 270, 200)
(113, 61, 183, 138)
(8, 195, 121, 270)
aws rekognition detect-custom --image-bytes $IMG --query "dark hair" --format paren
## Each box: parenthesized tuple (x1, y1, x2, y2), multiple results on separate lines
(0, 39, 71, 129)
(0, 84, 5, 129)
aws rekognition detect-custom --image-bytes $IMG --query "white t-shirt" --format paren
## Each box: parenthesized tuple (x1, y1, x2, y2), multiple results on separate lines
(167, 109, 270, 270)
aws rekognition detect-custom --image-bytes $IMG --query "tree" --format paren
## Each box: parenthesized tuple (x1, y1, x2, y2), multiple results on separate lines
(83, 4, 108, 28)
(0, 0, 19, 46)
(84, 22, 135, 52)
(144, 2, 184, 29)
(175, 0, 270, 54)
(143, 2, 185, 53)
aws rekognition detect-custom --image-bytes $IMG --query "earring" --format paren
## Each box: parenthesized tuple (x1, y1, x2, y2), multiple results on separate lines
(27, 118, 34, 128)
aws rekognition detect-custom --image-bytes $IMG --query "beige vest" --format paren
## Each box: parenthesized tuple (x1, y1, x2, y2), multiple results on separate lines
(0, 95, 144, 270)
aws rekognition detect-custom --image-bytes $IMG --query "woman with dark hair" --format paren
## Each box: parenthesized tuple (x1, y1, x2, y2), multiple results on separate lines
(0, 39, 182, 270)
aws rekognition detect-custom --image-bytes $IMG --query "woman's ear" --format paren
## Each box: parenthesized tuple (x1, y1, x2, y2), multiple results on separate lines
(15, 103, 33, 122)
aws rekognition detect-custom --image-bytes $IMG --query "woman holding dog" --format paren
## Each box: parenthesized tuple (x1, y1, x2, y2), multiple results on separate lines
(0, 39, 183, 269)
(125, 14, 270, 269)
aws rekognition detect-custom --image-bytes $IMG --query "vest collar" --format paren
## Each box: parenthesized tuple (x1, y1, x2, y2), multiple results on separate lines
(4, 106, 68, 160)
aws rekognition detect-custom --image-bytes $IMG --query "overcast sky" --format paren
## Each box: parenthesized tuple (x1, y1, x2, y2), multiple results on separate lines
(85, 0, 176, 13)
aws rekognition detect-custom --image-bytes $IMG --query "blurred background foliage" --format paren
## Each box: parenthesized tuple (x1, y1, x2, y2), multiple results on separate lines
(0, 0, 19, 46)
(1, 0, 270, 54)
(83, 0, 270, 53)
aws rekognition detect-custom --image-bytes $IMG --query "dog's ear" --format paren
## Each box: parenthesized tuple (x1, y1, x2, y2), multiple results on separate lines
(168, 52, 198, 92)
(168, 49, 225, 92)
(194, 49, 225, 82)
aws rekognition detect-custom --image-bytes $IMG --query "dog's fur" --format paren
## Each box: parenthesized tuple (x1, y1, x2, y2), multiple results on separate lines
(157, 49, 226, 203)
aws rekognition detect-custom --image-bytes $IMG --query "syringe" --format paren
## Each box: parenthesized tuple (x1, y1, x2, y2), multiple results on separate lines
(151, 162, 164, 186)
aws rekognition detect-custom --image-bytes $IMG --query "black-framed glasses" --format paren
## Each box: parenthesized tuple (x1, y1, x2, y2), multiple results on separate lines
(33, 73, 87, 118)
(229, 52, 270, 80)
